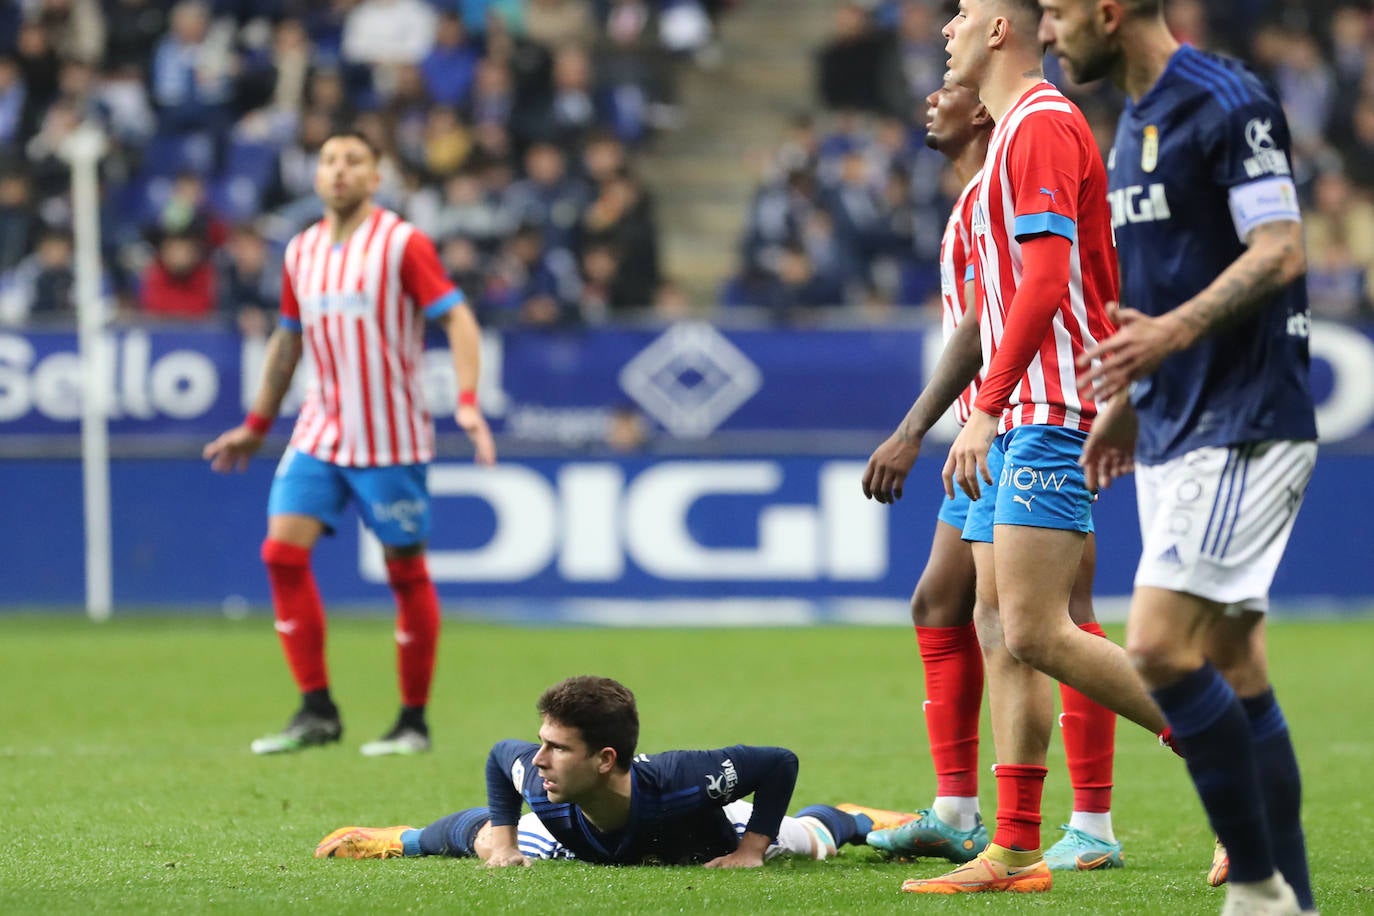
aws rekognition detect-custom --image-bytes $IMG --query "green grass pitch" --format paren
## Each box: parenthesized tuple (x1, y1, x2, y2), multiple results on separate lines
(3, 614, 1372, 913)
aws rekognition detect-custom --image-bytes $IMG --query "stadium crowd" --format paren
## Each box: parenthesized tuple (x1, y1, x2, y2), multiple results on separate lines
(727, 0, 1374, 323)
(2, 0, 1372, 329)
(0, 0, 738, 330)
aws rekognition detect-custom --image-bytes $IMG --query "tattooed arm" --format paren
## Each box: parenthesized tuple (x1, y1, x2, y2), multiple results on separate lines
(247, 326, 304, 419)
(862, 308, 983, 502)
(1166, 219, 1306, 347)
(203, 326, 302, 472)
(1076, 220, 1304, 402)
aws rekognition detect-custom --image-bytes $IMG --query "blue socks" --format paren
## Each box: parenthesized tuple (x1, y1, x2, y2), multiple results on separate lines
(1151, 664, 1275, 885)
(1244, 689, 1313, 910)
(795, 805, 869, 846)
(414, 807, 491, 857)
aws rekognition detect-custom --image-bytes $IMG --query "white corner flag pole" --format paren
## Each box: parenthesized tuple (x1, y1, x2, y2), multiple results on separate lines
(63, 123, 112, 622)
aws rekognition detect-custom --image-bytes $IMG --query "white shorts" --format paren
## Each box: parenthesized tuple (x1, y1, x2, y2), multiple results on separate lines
(512, 801, 824, 861)
(1134, 440, 1316, 612)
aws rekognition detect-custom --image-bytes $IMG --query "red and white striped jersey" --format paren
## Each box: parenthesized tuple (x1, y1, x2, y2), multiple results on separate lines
(969, 81, 1118, 434)
(939, 171, 983, 427)
(279, 207, 463, 467)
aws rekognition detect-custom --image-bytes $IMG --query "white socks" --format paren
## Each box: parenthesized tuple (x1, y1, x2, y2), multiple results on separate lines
(931, 796, 982, 834)
(1068, 810, 1116, 843)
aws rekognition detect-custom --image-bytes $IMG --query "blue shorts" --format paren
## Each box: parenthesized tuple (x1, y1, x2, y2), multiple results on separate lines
(267, 448, 432, 547)
(936, 481, 973, 530)
(962, 425, 1094, 544)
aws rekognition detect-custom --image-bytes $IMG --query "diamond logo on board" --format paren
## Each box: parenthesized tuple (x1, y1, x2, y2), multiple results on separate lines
(618, 323, 762, 438)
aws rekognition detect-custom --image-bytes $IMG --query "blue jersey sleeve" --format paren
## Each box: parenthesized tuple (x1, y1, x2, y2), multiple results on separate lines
(1198, 80, 1294, 192)
(657, 745, 799, 840)
(485, 739, 539, 827)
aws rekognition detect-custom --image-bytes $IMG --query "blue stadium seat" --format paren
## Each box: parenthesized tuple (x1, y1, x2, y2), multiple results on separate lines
(140, 132, 216, 180)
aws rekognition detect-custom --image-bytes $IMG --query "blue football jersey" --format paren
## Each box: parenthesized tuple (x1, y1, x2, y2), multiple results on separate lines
(1107, 45, 1317, 462)
(485, 740, 798, 865)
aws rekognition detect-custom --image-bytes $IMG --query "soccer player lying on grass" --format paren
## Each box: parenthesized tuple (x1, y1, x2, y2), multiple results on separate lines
(316, 675, 912, 867)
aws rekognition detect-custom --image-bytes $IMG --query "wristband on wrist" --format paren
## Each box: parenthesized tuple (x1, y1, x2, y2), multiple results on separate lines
(244, 412, 273, 436)
(458, 389, 478, 409)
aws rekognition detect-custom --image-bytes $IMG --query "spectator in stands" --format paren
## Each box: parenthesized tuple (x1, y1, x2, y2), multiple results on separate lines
(468, 56, 517, 130)
(597, 0, 678, 144)
(821, 149, 884, 287)
(217, 222, 275, 337)
(578, 169, 659, 307)
(303, 67, 354, 131)
(421, 106, 473, 179)
(816, 3, 905, 117)
(577, 240, 633, 321)
(25, 96, 79, 203)
(342, 0, 438, 69)
(454, 0, 527, 38)
(264, 18, 311, 119)
(0, 227, 75, 325)
(755, 242, 845, 321)
(15, 20, 60, 141)
(95, 62, 156, 147)
(156, 172, 228, 251)
(1271, 31, 1336, 173)
(0, 171, 36, 272)
(580, 129, 629, 187)
(103, 0, 166, 73)
(151, 1, 235, 135)
(505, 141, 588, 252)
(1305, 166, 1374, 318)
(545, 46, 602, 154)
(420, 13, 481, 109)
(33, 0, 106, 68)
(526, 0, 598, 52)
(478, 222, 580, 327)
(605, 402, 651, 452)
(439, 234, 486, 304)
(432, 167, 514, 254)
(1343, 95, 1374, 189)
(140, 228, 216, 320)
(0, 55, 25, 150)
(892, 0, 945, 115)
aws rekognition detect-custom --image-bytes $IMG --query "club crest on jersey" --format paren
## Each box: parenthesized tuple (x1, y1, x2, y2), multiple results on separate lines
(1242, 117, 1290, 177)
(970, 202, 989, 237)
(1141, 125, 1159, 173)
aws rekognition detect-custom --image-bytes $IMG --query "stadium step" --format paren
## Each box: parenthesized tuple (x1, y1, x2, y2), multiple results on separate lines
(638, 0, 839, 307)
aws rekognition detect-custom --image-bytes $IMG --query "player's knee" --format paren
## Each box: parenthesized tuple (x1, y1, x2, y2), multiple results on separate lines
(1213, 654, 1269, 696)
(910, 579, 970, 628)
(384, 550, 431, 585)
(1125, 632, 1193, 688)
(1001, 625, 1050, 669)
(261, 537, 311, 570)
(1000, 615, 1075, 672)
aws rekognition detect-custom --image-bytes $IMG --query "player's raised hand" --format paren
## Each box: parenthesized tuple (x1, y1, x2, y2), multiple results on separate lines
(1077, 303, 1180, 401)
(1080, 394, 1138, 492)
(943, 409, 997, 501)
(202, 425, 265, 473)
(456, 403, 497, 466)
(862, 431, 922, 503)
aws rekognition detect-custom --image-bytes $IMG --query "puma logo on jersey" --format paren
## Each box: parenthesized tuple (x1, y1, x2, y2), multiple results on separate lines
(1012, 495, 1036, 512)
(1038, 187, 1060, 203)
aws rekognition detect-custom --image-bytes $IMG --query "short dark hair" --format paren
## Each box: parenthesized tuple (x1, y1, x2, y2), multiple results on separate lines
(537, 676, 639, 770)
(323, 128, 380, 161)
(996, 0, 1043, 29)
(1122, 0, 1163, 15)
